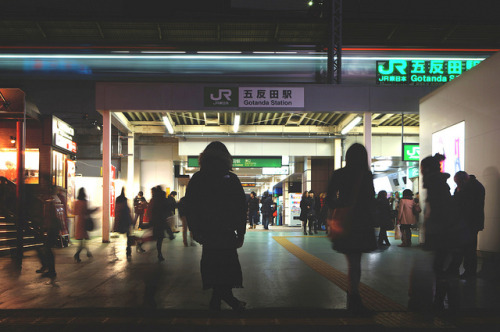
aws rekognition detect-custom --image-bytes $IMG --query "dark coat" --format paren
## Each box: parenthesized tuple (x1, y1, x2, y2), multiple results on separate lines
(185, 169, 246, 289)
(299, 196, 308, 222)
(260, 195, 274, 215)
(325, 167, 377, 253)
(424, 172, 467, 249)
(147, 194, 168, 239)
(454, 176, 485, 232)
(113, 195, 132, 234)
(375, 197, 393, 229)
(248, 196, 260, 213)
(166, 195, 177, 217)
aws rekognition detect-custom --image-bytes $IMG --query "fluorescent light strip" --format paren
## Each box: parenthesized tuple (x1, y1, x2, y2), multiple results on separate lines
(141, 51, 186, 54)
(233, 114, 241, 133)
(0, 54, 487, 62)
(162, 116, 174, 134)
(341, 116, 362, 135)
(198, 51, 242, 54)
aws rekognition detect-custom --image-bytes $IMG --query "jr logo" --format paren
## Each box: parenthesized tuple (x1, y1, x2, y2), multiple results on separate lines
(406, 146, 420, 160)
(378, 60, 407, 75)
(210, 89, 232, 101)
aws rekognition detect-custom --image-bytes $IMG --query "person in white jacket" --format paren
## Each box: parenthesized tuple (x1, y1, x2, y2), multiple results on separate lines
(397, 189, 421, 247)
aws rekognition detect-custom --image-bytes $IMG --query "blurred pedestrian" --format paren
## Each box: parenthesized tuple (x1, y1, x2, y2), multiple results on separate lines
(397, 189, 421, 247)
(147, 186, 171, 262)
(73, 188, 99, 262)
(325, 143, 377, 313)
(260, 191, 273, 230)
(375, 190, 392, 246)
(133, 191, 147, 229)
(453, 171, 485, 279)
(421, 154, 466, 313)
(113, 187, 134, 260)
(178, 196, 195, 247)
(299, 191, 309, 235)
(306, 190, 318, 234)
(166, 190, 178, 233)
(247, 191, 259, 229)
(185, 141, 247, 312)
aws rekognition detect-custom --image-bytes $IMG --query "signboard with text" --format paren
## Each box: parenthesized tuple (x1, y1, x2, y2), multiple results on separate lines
(188, 156, 282, 168)
(204, 87, 238, 107)
(376, 59, 482, 85)
(239, 87, 304, 108)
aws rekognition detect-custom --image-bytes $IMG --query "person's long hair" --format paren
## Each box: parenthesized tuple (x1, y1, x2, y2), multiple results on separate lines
(345, 143, 370, 172)
(77, 187, 87, 201)
(198, 141, 233, 173)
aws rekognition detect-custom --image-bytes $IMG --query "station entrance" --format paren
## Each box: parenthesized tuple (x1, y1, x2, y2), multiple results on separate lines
(91, 82, 423, 241)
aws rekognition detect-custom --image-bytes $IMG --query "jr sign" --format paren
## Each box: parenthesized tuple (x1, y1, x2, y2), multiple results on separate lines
(204, 87, 238, 107)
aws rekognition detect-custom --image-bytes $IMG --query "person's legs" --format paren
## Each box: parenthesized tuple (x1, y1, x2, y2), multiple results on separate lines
(156, 238, 164, 261)
(345, 252, 365, 312)
(74, 239, 83, 262)
(462, 233, 478, 277)
(262, 214, 269, 229)
(302, 220, 308, 235)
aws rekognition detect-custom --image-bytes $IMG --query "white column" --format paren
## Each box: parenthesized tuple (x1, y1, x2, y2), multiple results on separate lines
(334, 138, 342, 170)
(303, 157, 312, 192)
(363, 112, 372, 167)
(102, 111, 111, 243)
(127, 133, 135, 197)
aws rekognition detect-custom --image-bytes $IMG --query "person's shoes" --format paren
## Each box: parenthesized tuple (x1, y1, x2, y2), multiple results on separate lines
(308, 231, 313, 235)
(136, 244, 146, 253)
(74, 254, 81, 263)
(223, 297, 246, 312)
(41, 271, 56, 279)
(303, 231, 307, 235)
(314, 231, 318, 234)
(253, 225, 256, 229)
(158, 255, 165, 262)
(169, 234, 176, 240)
(398, 244, 409, 247)
(347, 293, 372, 315)
(209, 296, 222, 312)
(36, 266, 48, 273)
(87, 252, 93, 258)
(190, 241, 197, 247)
(385, 241, 391, 246)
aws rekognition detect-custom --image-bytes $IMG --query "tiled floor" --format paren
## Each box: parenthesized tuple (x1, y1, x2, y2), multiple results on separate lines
(1, 226, 500, 330)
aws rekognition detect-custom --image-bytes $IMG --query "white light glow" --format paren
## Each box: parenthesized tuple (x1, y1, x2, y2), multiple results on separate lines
(341, 116, 362, 135)
(233, 114, 241, 133)
(162, 116, 175, 134)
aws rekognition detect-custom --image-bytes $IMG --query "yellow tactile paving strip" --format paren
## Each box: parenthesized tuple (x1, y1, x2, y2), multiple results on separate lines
(272, 235, 457, 328)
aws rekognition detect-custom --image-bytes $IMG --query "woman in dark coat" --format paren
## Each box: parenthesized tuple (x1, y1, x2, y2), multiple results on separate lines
(299, 191, 309, 235)
(113, 187, 133, 260)
(147, 186, 170, 261)
(325, 143, 377, 313)
(185, 141, 247, 312)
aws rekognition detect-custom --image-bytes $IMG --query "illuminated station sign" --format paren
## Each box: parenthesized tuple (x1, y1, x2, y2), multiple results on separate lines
(376, 59, 482, 85)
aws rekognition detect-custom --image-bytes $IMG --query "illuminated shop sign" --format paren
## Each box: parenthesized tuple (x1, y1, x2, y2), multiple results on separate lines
(402, 143, 420, 161)
(52, 116, 77, 153)
(188, 156, 282, 168)
(241, 183, 256, 187)
(0, 148, 39, 184)
(262, 167, 289, 175)
(408, 167, 419, 179)
(239, 87, 304, 108)
(376, 59, 482, 85)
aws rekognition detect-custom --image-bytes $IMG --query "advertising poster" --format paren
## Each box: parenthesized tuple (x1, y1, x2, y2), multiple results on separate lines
(432, 121, 465, 193)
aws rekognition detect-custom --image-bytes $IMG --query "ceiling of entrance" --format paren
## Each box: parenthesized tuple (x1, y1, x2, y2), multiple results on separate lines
(121, 111, 419, 137)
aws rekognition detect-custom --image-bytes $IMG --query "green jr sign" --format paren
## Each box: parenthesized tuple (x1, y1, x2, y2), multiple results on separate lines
(188, 156, 282, 168)
(376, 59, 482, 85)
(402, 143, 420, 162)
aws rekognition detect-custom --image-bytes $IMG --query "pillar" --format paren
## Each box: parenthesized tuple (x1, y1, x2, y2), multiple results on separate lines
(127, 133, 135, 197)
(364, 112, 372, 167)
(102, 111, 111, 243)
(334, 138, 342, 170)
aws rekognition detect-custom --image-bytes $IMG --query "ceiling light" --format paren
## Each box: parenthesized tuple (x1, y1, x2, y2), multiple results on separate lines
(163, 115, 175, 134)
(233, 114, 241, 133)
(341, 116, 362, 135)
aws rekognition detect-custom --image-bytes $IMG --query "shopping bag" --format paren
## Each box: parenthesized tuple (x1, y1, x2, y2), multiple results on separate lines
(394, 224, 401, 240)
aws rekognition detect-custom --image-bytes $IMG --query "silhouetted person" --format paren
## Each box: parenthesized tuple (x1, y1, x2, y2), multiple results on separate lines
(147, 186, 172, 262)
(299, 191, 309, 235)
(133, 191, 147, 229)
(74, 188, 99, 262)
(453, 171, 485, 279)
(260, 191, 273, 230)
(247, 191, 259, 229)
(113, 187, 134, 260)
(421, 154, 466, 314)
(185, 141, 247, 312)
(376, 190, 392, 246)
(325, 143, 377, 313)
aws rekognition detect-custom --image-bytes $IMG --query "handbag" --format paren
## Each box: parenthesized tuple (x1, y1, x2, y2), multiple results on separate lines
(327, 206, 353, 241)
(394, 224, 401, 240)
(327, 174, 363, 242)
(85, 215, 95, 231)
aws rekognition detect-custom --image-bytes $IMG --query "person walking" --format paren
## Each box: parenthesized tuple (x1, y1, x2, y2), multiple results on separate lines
(178, 196, 196, 247)
(133, 191, 147, 229)
(247, 191, 260, 229)
(185, 141, 247, 312)
(260, 191, 273, 230)
(113, 187, 134, 260)
(73, 188, 99, 262)
(397, 189, 421, 247)
(147, 186, 171, 261)
(299, 191, 309, 235)
(453, 171, 485, 279)
(375, 190, 392, 246)
(166, 191, 178, 233)
(325, 143, 377, 313)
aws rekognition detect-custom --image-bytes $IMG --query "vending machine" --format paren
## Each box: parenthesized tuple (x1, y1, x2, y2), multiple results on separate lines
(286, 193, 303, 226)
